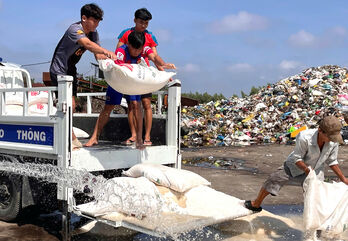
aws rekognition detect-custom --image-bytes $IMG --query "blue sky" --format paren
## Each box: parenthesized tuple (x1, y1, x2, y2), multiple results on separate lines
(1, 0, 348, 97)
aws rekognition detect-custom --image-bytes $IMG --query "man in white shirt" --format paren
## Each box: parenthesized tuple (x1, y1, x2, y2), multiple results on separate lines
(245, 115, 348, 212)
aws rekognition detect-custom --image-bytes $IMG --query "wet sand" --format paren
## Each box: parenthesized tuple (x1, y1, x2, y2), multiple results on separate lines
(2, 144, 348, 240)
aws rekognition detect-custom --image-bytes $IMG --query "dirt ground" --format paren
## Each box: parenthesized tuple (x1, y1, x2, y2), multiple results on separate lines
(182, 144, 348, 205)
(2, 144, 348, 240)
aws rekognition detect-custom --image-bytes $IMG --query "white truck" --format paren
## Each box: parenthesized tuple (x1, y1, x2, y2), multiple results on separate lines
(0, 61, 182, 240)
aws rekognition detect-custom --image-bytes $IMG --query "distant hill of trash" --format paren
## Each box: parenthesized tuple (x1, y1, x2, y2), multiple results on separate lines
(181, 65, 348, 147)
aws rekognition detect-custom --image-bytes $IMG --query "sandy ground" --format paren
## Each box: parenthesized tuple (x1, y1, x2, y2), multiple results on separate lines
(182, 144, 348, 205)
(2, 144, 348, 240)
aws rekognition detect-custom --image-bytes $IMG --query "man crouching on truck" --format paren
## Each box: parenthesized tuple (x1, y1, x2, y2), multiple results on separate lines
(49, 3, 116, 149)
(244, 115, 348, 212)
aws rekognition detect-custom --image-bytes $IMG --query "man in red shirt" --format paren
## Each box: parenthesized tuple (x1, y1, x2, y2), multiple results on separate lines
(116, 8, 166, 146)
(85, 31, 175, 149)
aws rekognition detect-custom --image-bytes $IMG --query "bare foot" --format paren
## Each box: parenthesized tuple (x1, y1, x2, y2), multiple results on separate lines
(84, 138, 98, 147)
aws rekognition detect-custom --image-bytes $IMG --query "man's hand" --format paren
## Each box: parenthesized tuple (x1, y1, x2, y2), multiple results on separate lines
(78, 37, 116, 59)
(96, 50, 116, 60)
(330, 164, 348, 185)
(162, 63, 176, 69)
(295, 160, 310, 175)
(304, 167, 310, 175)
(342, 177, 348, 185)
(104, 50, 116, 60)
(156, 63, 176, 71)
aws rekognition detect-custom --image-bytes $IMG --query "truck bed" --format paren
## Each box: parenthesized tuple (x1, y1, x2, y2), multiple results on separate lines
(71, 140, 178, 172)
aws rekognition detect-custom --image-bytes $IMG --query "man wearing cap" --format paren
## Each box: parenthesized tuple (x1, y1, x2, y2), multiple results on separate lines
(245, 115, 348, 212)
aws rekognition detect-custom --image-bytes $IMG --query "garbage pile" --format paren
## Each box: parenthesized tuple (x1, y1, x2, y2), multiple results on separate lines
(181, 65, 348, 147)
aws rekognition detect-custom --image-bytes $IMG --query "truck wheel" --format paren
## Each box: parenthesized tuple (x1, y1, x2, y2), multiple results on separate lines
(0, 175, 21, 221)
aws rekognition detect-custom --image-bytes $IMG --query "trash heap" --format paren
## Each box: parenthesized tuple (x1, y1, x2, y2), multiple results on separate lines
(181, 65, 348, 147)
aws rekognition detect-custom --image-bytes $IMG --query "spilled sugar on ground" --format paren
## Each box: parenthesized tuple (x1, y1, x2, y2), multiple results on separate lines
(2, 144, 348, 240)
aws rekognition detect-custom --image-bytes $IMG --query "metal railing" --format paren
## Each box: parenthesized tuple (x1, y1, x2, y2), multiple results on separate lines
(0, 87, 56, 116)
(75, 90, 167, 118)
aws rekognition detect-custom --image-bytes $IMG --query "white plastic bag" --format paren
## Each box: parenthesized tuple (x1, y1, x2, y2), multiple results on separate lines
(338, 94, 348, 106)
(303, 168, 348, 237)
(99, 59, 176, 95)
(255, 103, 267, 111)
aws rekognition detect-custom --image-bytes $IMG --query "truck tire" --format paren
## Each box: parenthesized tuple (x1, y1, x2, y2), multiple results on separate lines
(0, 175, 21, 221)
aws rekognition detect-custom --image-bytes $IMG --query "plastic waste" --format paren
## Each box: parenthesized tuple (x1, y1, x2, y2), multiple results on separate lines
(180, 65, 348, 147)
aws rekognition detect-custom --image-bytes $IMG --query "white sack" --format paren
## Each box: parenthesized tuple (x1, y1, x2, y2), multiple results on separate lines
(5, 104, 23, 116)
(122, 163, 170, 187)
(184, 185, 251, 219)
(164, 167, 211, 193)
(73, 127, 89, 138)
(102, 176, 163, 217)
(28, 91, 49, 105)
(0, 83, 49, 106)
(4, 104, 57, 116)
(99, 59, 176, 95)
(3, 103, 56, 116)
(303, 168, 348, 236)
(0, 83, 23, 105)
(4, 91, 49, 106)
(4, 92, 23, 105)
(123, 163, 211, 193)
(28, 103, 57, 116)
(76, 177, 163, 218)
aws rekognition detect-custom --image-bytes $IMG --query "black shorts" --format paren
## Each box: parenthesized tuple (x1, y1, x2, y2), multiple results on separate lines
(50, 72, 78, 97)
(141, 93, 152, 99)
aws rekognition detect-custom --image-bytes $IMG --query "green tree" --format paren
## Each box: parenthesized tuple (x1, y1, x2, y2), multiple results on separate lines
(241, 91, 247, 98)
(202, 92, 210, 103)
(182, 91, 226, 103)
(249, 86, 260, 96)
